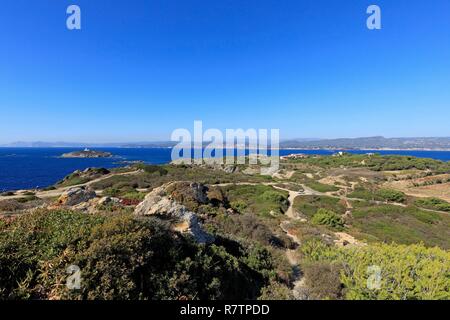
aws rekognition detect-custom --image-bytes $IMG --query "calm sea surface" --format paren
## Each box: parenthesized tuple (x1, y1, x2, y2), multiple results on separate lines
(1, 148, 450, 191)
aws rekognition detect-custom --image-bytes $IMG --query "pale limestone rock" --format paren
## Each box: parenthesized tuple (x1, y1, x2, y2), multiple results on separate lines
(57, 187, 96, 206)
(134, 182, 214, 244)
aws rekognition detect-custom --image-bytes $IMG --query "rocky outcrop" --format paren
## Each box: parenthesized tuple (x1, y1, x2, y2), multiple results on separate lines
(134, 182, 214, 244)
(57, 187, 96, 206)
(61, 149, 112, 158)
(170, 160, 240, 174)
(98, 196, 121, 206)
(57, 167, 110, 186)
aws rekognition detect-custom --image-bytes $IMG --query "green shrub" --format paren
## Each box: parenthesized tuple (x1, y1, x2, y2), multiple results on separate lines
(258, 281, 293, 300)
(293, 195, 346, 218)
(376, 189, 406, 203)
(135, 164, 168, 176)
(415, 198, 450, 212)
(305, 181, 339, 193)
(0, 191, 15, 196)
(302, 262, 343, 300)
(340, 243, 450, 300)
(311, 209, 345, 230)
(16, 196, 39, 203)
(102, 187, 122, 197)
(300, 239, 450, 300)
(350, 188, 406, 203)
(350, 205, 449, 248)
(0, 210, 271, 300)
(121, 191, 146, 201)
(230, 200, 247, 213)
(300, 238, 340, 262)
(222, 185, 288, 216)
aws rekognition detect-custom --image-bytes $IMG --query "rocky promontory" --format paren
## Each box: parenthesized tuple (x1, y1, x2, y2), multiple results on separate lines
(61, 149, 112, 158)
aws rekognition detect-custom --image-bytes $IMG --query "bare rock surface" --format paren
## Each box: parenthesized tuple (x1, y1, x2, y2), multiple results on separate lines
(57, 187, 96, 206)
(134, 182, 214, 244)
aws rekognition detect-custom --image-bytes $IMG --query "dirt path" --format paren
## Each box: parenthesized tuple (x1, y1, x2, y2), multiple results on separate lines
(279, 220, 305, 299)
(272, 186, 302, 219)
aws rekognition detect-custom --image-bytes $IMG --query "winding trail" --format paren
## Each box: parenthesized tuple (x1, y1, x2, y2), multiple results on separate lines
(272, 185, 307, 298)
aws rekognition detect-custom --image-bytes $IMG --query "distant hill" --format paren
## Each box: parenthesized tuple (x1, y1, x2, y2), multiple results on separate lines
(1, 141, 177, 148)
(280, 136, 450, 150)
(2, 137, 450, 150)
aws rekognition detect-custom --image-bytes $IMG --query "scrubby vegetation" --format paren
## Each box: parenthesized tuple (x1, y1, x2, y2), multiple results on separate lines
(305, 181, 339, 193)
(0, 210, 282, 300)
(349, 188, 406, 203)
(300, 239, 450, 300)
(220, 185, 289, 217)
(1, 152, 449, 301)
(294, 196, 346, 218)
(90, 164, 272, 192)
(415, 197, 450, 212)
(57, 168, 110, 187)
(350, 205, 450, 248)
(311, 209, 345, 231)
(292, 154, 450, 173)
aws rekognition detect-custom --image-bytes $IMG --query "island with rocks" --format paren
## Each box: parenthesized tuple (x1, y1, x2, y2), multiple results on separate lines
(61, 148, 113, 158)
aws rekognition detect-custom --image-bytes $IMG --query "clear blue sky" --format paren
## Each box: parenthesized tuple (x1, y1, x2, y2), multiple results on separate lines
(0, 0, 449, 143)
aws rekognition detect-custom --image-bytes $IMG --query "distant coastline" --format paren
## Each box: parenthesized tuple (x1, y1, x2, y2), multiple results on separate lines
(2, 146, 450, 152)
(2, 136, 450, 151)
(281, 147, 450, 152)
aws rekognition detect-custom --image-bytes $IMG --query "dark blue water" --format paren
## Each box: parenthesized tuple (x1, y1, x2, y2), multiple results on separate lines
(1, 148, 449, 191)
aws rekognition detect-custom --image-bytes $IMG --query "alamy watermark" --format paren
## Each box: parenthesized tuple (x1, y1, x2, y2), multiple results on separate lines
(171, 121, 280, 175)
(367, 265, 382, 290)
(66, 5, 81, 30)
(66, 5, 381, 31)
(66, 264, 82, 290)
(367, 5, 382, 30)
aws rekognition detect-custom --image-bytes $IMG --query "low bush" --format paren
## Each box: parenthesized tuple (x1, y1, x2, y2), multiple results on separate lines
(311, 209, 345, 231)
(302, 262, 343, 300)
(0, 210, 273, 300)
(134, 164, 168, 176)
(0, 191, 15, 196)
(350, 205, 450, 248)
(376, 189, 406, 203)
(415, 198, 450, 212)
(349, 188, 406, 203)
(258, 281, 293, 300)
(305, 181, 340, 193)
(0, 199, 24, 212)
(299, 239, 450, 300)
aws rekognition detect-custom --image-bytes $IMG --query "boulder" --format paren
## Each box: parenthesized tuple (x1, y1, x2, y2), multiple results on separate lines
(98, 196, 121, 206)
(57, 187, 96, 206)
(164, 182, 209, 211)
(134, 182, 214, 244)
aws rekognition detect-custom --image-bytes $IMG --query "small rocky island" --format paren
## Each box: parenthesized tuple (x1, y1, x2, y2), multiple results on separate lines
(61, 148, 113, 158)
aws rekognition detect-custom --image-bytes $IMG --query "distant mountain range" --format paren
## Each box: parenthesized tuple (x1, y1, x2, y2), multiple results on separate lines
(2, 137, 450, 150)
(280, 136, 450, 150)
(0, 141, 177, 148)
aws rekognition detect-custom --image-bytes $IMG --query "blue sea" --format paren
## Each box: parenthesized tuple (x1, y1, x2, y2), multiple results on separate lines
(1, 148, 450, 192)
